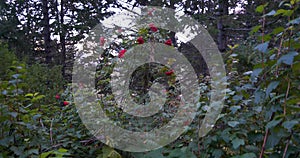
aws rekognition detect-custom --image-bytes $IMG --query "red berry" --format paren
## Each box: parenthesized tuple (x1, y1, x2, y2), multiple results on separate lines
(63, 101, 69, 106)
(165, 39, 172, 46)
(137, 36, 144, 44)
(55, 94, 60, 99)
(118, 49, 127, 58)
(99, 37, 105, 46)
(165, 70, 174, 76)
(149, 23, 158, 32)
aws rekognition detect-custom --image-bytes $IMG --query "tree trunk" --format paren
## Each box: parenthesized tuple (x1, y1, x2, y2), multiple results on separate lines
(217, 17, 225, 52)
(216, 0, 228, 52)
(42, 0, 52, 64)
(178, 42, 209, 76)
(60, 0, 66, 77)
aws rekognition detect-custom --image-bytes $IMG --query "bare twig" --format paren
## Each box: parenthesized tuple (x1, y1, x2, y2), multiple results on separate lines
(260, 113, 275, 158)
(224, 28, 252, 31)
(284, 77, 291, 116)
(275, 31, 285, 77)
(259, 129, 269, 158)
(282, 132, 293, 158)
(50, 118, 54, 145)
(40, 118, 45, 128)
(261, 9, 266, 78)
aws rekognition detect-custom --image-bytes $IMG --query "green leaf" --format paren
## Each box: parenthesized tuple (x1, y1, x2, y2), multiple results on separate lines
(10, 146, 24, 156)
(256, 5, 264, 13)
(272, 27, 284, 35)
(233, 95, 243, 102)
(265, 127, 287, 149)
(254, 42, 269, 53)
(232, 153, 257, 158)
(2, 90, 8, 95)
(275, 9, 287, 16)
(266, 81, 279, 97)
(212, 149, 223, 158)
(283, 120, 298, 131)
(250, 25, 262, 35)
(230, 105, 241, 114)
(279, 0, 286, 7)
(52, 148, 71, 157)
(25, 149, 39, 155)
(12, 74, 21, 79)
(275, 9, 294, 16)
(277, 51, 299, 65)
(0, 136, 14, 147)
(256, 3, 269, 13)
(221, 129, 231, 143)
(40, 151, 53, 158)
(288, 17, 300, 25)
(133, 148, 164, 158)
(251, 68, 263, 82)
(292, 62, 300, 75)
(228, 121, 240, 127)
(32, 114, 41, 121)
(25, 93, 33, 97)
(245, 145, 260, 152)
(167, 147, 197, 158)
(254, 90, 265, 104)
(264, 10, 276, 16)
(266, 118, 283, 129)
(232, 138, 245, 149)
(253, 106, 263, 113)
(240, 153, 257, 158)
(8, 112, 18, 118)
(291, 0, 296, 5)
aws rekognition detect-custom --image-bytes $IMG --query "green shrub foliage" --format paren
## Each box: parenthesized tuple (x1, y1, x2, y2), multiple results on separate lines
(0, 0, 300, 157)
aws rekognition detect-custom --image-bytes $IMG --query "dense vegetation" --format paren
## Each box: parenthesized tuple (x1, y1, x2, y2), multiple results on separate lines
(0, 0, 299, 157)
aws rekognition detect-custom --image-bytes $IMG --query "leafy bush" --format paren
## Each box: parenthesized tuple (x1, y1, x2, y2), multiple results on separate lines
(1, 1, 300, 157)
(25, 64, 65, 105)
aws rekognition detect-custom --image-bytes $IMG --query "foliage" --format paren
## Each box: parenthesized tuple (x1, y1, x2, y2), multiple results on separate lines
(0, 42, 18, 79)
(24, 64, 65, 105)
(0, 0, 300, 157)
(0, 44, 104, 157)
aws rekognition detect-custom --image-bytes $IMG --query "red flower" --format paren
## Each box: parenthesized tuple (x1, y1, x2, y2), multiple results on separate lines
(117, 28, 123, 33)
(78, 82, 84, 89)
(118, 49, 127, 58)
(183, 120, 190, 126)
(55, 94, 60, 99)
(63, 101, 69, 106)
(165, 70, 174, 76)
(137, 36, 144, 44)
(99, 37, 105, 46)
(148, 8, 155, 16)
(165, 39, 172, 46)
(149, 23, 158, 32)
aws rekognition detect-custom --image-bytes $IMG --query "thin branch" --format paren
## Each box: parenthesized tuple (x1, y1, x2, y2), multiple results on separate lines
(40, 118, 45, 128)
(282, 132, 293, 158)
(260, 113, 275, 158)
(115, 0, 140, 16)
(261, 10, 266, 70)
(50, 118, 54, 145)
(259, 129, 269, 158)
(283, 78, 291, 116)
(223, 28, 252, 31)
(42, 143, 63, 152)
